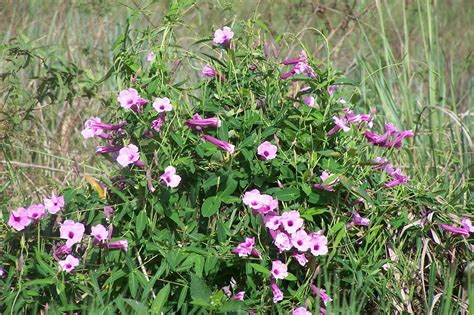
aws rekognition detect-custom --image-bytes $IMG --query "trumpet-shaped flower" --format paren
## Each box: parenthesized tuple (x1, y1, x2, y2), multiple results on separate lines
(27, 204, 46, 221)
(81, 117, 106, 139)
(309, 233, 328, 256)
(160, 166, 181, 188)
(232, 237, 256, 257)
(116, 144, 141, 167)
(303, 95, 315, 107)
(146, 51, 155, 63)
(213, 26, 234, 47)
(153, 97, 173, 113)
(151, 118, 164, 132)
(327, 116, 351, 136)
(274, 232, 292, 252)
(293, 307, 311, 315)
(310, 285, 332, 305)
(117, 88, 147, 109)
(202, 65, 225, 81)
(280, 211, 304, 234)
(257, 141, 278, 160)
(232, 291, 245, 301)
(8, 207, 32, 231)
(202, 134, 234, 154)
(270, 278, 283, 303)
(44, 192, 65, 214)
(58, 255, 80, 273)
(91, 224, 109, 242)
(108, 239, 128, 251)
(291, 229, 310, 251)
(186, 114, 221, 130)
(60, 220, 85, 248)
(313, 171, 339, 191)
(292, 253, 308, 266)
(349, 211, 370, 227)
(384, 168, 410, 188)
(271, 260, 288, 279)
(265, 215, 282, 230)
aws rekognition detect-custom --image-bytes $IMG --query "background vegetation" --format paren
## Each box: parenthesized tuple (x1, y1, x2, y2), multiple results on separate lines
(1, 0, 472, 313)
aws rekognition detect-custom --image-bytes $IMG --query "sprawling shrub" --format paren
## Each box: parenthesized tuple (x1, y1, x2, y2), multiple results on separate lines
(1, 9, 472, 314)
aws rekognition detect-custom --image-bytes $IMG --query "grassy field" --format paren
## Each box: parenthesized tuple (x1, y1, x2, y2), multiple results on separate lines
(1, 0, 473, 313)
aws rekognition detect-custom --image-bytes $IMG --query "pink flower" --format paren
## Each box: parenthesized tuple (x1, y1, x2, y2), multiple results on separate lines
(202, 134, 234, 154)
(146, 51, 155, 63)
(364, 123, 413, 149)
(270, 278, 284, 303)
(326, 116, 350, 136)
(265, 215, 282, 230)
(27, 204, 46, 221)
(213, 26, 234, 47)
(116, 144, 141, 167)
(280, 211, 304, 234)
(8, 207, 32, 231)
(223, 285, 232, 297)
(108, 239, 128, 251)
(151, 118, 164, 132)
(257, 141, 278, 160)
(104, 206, 114, 221)
(349, 211, 370, 227)
(152, 97, 173, 113)
(187, 114, 221, 130)
(310, 285, 332, 305)
(258, 194, 278, 214)
(271, 260, 288, 279)
(293, 307, 311, 315)
(0, 266, 5, 278)
(117, 88, 147, 110)
(291, 229, 310, 251)
(462, 218, 474, 233)
(282, 50, 308, 65)
(160, 166, 181, 188)
(81, 117, 106, 139)
(202, 65, 225, 81)
(60, 220, 85, 248)
(439, 224, 469, 236)
(91, 224, 109, 242)
(58, 255, 80, 273)
(274, 232, 292, 252)
(303, 95, 315, 107)
(313, 171, 339, 191)
(232, 237, 256, 257)
(373, 156, 390, 171)
(232, 291, 245, 301)
(309, 234, 328, 256)
(44, 192, 65, 214)
(292, 253, 308, 266)
(96, 145, 122, 154)
(242, 189, 263, 209)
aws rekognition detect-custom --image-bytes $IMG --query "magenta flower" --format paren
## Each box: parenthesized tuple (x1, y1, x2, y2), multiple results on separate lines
(303, 95, 315, 107)
(0, 266, 6, 278)
(384, 167, 410, 188)
(281, 50, 316, 79)
(91, 224, 109, 242)
(270, 278, 284, 303)
(265, 215, 282, 230)
(373, 156, 390, 171)
(81, 117, 107, 139)
(439, 224, 470, 236)
(292, 253, 308, 266)
(53, 243, 72, 260)
(60, 220, 85, 248)
(309, 233, 328, 256)
(44, 192, 65, 214)
(328, 85, 337, 95)
(348, 211, 370, 227)
(202, 65, 225, 81)
(326, 116, 351, 136)
(232, 291, 245, 301)
(257, 141, 278, 160)
(27, 204, 46, 221)
(274, 232, 292, 252)
(96, 145, 122, 154)
(104, 206, 114, 221)
(116, 144, 141, 167)
(202, 134, 234, 154)
(280, 211, 304, 234)
(271, 260, 288, 280)
(293, 307, 311, 315)
(58, 255, 80, 273)
(462, 218, 474, 233)
(117, 88, 147, 110)
(291, 229, 310, 251)
(160, 166, 181, 188)
(313, 171, 339, 191)
(108, 239, 128, 251)
(364, 122, 413, 149)
(151, 118, 164, 132)
(213, 26, 234, 47)
(310, 285, 332, 305)
(282, 50, 308, 65)
(8, 207, 32, 231)
(186, 114, 221, 130)
(152, 97, 173, 113)
(242, 189, 263, 209)
(146, 51, 155, 63)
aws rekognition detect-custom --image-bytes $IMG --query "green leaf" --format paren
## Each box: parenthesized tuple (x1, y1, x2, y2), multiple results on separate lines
(201, 196, 221, 218)
(151, 284, 170, 314)
(265, 187, 300, 201)
(250, 263, 270, 276)
(219, 300, 247, 312)
(190, 274, 212, 306)
(136, 210, 147, 239)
